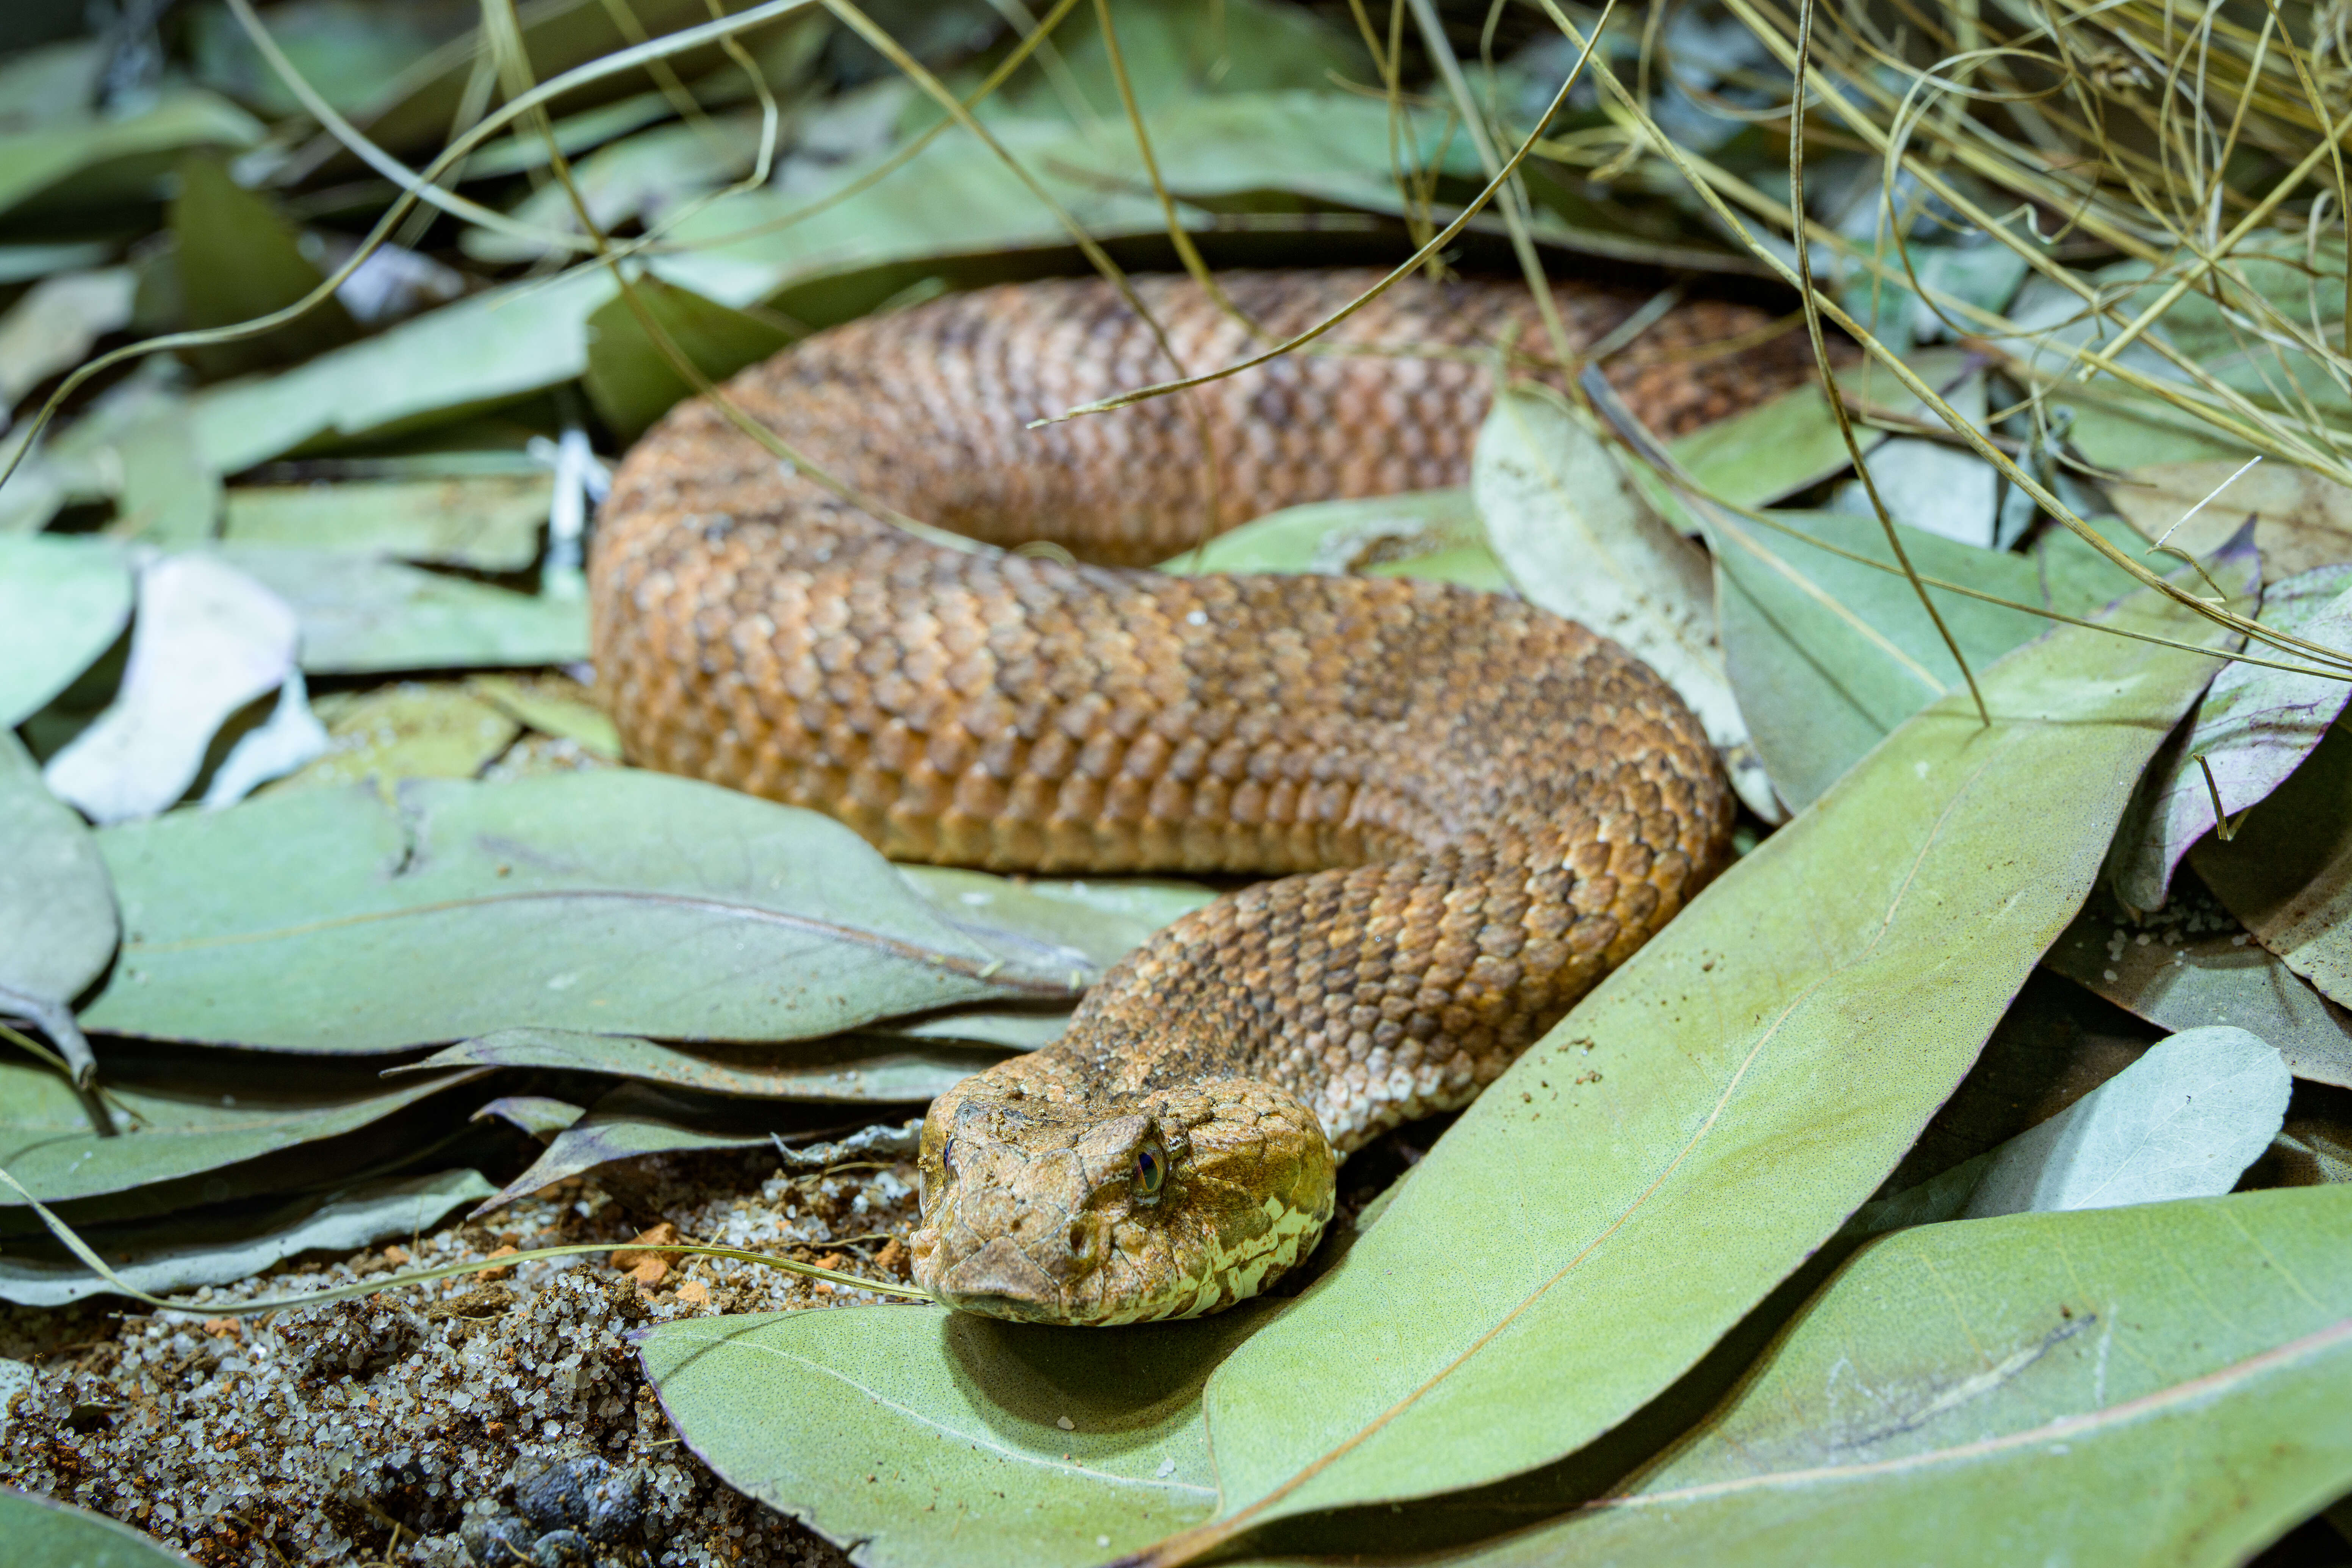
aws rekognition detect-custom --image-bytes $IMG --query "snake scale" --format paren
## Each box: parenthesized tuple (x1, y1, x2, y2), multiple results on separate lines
(590, 269, 1820, 1324)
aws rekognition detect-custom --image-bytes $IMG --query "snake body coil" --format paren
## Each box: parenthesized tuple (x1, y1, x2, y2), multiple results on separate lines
(592, 271, 1813, 1324)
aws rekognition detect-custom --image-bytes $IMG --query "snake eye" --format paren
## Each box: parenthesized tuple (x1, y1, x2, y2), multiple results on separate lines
(1133, 1146, 1165, 1199)
(940, 1138, 957, 1179)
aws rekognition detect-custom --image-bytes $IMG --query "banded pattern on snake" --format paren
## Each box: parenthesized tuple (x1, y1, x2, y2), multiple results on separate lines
(590, 270, 1817, 1324)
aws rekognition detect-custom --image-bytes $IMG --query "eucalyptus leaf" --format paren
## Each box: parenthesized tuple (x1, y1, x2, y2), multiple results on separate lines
(1657, 348, 1975, 520)
(0, 1485, 194, 1568)
(1712, 507, 2142, 810)
(2045, 874, 2352, 1091)
(581, 274, 797, 440)
(876, 1007, 1073, 1051)
(2107, 457, 2352, 581)
(897, 866, 1199, 976)
(0, 535, 132, 728)
(465, 110, 768, 268)
(0, 1167, 494, 1308)
(467, 674, 621, 758)
(638, 1302, 1278, 1568)
(1157, 488, 1509, 591)
(401, 1027, 1007, 1103)
(1476, 383, 1772, 818)
(41, 554, 298, 825)
(1156, 541, 2254, 1549)
(2115, 565, 2352, 909)
(474, 1095, 584, 1142)
(220, 475, 554, 572)
(0, 88, 260, 222)
(81, 770, 1081, 1052)
(186, 0, 459, 117)
(199, 672, 331, 808)
(0, 733, 116, 1084)
(182, 268, 617, 476)
(169, 155, 357, 379)
(0, 241, 116, 285)
(1825, 375, 2000, 548)
(2195, 724, 2352, 1011)
(212, 546, 589, 673)
(964, 0, 1366, 124)
(1857, 1026, 2290, 1230)
(0, 267, 136, 408)
(111, 401, 221, 546)
(476, 1082, 820, 1212)
(1454, 1187, 2352, 1568)
(0, 1052, 484, 1212)
(268, 683, 520, 795)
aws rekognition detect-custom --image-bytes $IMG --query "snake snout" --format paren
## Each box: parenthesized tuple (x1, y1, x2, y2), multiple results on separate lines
(934, 1236, 1064, 1318)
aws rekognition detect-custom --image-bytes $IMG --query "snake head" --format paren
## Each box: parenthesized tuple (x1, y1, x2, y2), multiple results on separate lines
(907, 1066, 1336, 1326)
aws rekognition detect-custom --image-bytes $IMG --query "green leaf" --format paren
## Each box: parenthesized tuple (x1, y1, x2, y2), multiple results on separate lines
(110, 400, 221, 546)
(1475, 384, 1773, 817)
(466, 112, 770, 268)
(1712, 508, 2141, 810)
(1155, 544, 2252, 1550)
(1, 1484, 194, 1568)
(2113, 565, 2352, 908)
(638, 1301, 1277, 1568)
(0, 733, 116, 1083)
(474, 1095, 584, 1141)
(897, 865, 1210, 976)
(0, 267, 137, 409)
(401, 1026, 1008, 1103)
(211, 546, 589, 673)
(1858, 1026, 2289, 1229)
(581, 274, 798, 441)
(2195, 723, 2352, 1011)
(875, 1006, 1074, 1050)
(219, 474, 554, 572)
(187, 0, 458, 118)
(180, 268, 617, 475)
(0, 88, 261, 222)
(1664, 348, 1975, 515)
(2055, 382, 2258, 474)
(1447, 1187, 2352, 1568)
(476, 1081, 811, 1210)
(2045, 873, 2352, 1091)
(310, 0, 724, 164)
(1156, 488, 1509, 591)
(80, 770, 1083, 1052)
(0, 1167, 493, 1308)
(168, 155, 358, 379)
(466, 673, 622, 758)
(2104, 457, 2352, 583)
(0, 1051, 483, 1213)
(267, 683, 521, 795)
(964, 0, 1368, 124)
(0, 535, 132, 728)
(40, 554, 299, 825)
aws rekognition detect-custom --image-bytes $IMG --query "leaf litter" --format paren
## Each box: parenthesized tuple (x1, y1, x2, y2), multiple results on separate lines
(2, 2, 2351, 1566)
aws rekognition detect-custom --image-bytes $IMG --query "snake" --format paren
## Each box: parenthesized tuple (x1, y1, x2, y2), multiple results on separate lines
(591, 269, 1819, 1325)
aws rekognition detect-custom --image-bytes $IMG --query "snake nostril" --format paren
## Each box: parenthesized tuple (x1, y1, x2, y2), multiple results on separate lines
(1067, 1219, 1091, 1257)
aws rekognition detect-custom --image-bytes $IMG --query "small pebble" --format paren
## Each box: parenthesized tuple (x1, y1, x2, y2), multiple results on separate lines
(463, 1512, 537, 1564)
(532, 1527, 597, 1567)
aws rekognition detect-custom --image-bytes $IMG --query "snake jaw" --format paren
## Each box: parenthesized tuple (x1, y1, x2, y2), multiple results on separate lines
(911, 1065, 1339, 1325)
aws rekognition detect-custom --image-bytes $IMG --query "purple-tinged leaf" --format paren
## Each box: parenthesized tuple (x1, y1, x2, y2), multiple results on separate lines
(2116, 563, 2352, 910)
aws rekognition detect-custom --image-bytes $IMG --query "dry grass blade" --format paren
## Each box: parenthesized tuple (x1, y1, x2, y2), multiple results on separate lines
(1521, 0, 2352, 683)
(1787, 0, 1988, 723)
(1031, 0, 1620, 426)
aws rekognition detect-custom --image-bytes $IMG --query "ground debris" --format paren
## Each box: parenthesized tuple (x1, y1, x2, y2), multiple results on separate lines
(1, 1150, 919, 1566)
